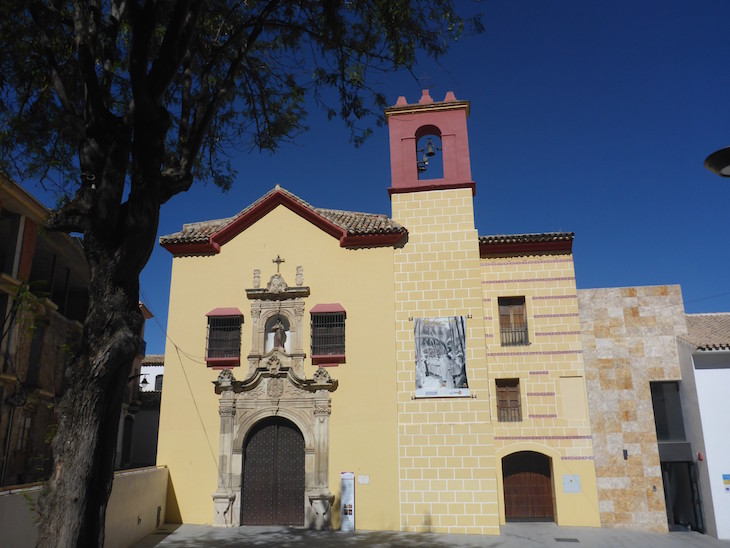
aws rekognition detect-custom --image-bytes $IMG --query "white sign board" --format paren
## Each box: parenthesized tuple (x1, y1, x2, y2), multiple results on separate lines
(341, 472, 355, 531)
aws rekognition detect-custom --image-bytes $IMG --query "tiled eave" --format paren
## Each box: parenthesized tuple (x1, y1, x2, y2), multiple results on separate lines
(683, 314, 730, 352)
(479, 232, 574, 256)
(695, 344, 730, 351)
(161, 188, 406, 256)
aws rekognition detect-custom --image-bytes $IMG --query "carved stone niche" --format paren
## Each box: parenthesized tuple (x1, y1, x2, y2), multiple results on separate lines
(246, 271, 309, 378)
(212, 270, 337, 530)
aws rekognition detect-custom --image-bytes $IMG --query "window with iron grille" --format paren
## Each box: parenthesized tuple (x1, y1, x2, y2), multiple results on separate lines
(496, 378, 522, 422)
(498, 296, 529, 346)
(310, 305, 346, 365)
(205, 310, 243, 367)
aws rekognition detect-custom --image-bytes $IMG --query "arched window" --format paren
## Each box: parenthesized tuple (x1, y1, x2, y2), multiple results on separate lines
(415, 125, 443, 180)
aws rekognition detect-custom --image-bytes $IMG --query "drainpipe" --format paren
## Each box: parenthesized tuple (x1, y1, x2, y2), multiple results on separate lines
(1, 405, 16, 485)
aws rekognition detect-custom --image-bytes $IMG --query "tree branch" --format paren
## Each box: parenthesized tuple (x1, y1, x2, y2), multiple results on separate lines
(27, 2, 82, 121)
(148, 0, 205, 99)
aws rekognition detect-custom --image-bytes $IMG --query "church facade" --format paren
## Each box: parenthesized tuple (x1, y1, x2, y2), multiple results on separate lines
(156, 90, 603, 534)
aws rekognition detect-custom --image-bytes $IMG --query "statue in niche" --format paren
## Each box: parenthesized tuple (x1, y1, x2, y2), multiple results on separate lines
(271, 318, 287, 349)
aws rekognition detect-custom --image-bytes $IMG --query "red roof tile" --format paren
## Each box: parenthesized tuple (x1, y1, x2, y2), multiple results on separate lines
(160, 186, 405, 253)
(683, 313, 730, 351)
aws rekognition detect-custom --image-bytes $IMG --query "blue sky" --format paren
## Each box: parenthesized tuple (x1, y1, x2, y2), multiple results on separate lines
(22, 1, 730, 355)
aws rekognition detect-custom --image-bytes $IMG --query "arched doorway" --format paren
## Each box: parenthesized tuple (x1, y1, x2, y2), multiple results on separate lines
(502, 451, 554, 521)
(241, 417, 305, 526)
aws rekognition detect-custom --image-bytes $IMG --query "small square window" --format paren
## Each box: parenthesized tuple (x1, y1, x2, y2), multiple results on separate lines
(496, 378, 522, 422)
(310, 304, 346, 365)
(498, 296, 529, 346)
(206, 308, 243, 367)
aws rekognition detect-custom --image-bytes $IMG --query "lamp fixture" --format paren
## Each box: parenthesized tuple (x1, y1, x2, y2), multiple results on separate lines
(704, 146, 730, 177)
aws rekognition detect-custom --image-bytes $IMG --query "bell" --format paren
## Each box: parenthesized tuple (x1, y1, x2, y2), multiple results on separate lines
(425, 139, 436, 157)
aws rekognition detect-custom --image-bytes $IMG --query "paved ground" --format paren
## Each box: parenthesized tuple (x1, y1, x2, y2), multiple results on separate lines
(130, 523, 730, 548)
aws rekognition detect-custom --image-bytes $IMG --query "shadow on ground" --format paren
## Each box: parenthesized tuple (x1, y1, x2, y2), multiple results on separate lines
(131, 523, 729, 548)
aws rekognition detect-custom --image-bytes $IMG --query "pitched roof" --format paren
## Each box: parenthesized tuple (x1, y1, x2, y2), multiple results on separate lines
(682, 313, 730, 351)
(160, 186, 406, 254)
(142, 354, 164, 366)
(479, 232, 574, 255)
(139, 390, 162, 409)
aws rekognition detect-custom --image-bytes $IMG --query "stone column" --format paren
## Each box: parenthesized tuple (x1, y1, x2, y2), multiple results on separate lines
(306, 391, 334, 530)
(212, 372, 237, 527)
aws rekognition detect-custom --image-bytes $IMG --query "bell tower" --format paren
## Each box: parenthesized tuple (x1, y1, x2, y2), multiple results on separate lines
(388, 91, 500, 534)
(385, 89, 474, 194)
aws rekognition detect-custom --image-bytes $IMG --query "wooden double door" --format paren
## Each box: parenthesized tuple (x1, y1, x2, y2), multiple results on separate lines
(502, 451, 554, 521)
(241, 417, 305, 525)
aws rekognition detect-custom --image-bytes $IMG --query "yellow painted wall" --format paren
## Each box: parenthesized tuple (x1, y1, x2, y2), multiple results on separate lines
(481, 252, 600, 527)
(157, 204, 400, 529)
(391, 188, 501, 536)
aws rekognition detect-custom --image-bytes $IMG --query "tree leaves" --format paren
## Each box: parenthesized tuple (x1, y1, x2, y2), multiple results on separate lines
(0, 0, 480, 203)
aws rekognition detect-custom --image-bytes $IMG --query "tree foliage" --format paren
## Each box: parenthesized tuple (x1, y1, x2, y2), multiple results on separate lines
(0, 1, 480, 546)
(1, 0, 480, 198)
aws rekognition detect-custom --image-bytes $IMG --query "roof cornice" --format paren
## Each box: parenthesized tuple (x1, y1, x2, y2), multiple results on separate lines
(479, 232, 574, 256)
(161, 188, 406, 256)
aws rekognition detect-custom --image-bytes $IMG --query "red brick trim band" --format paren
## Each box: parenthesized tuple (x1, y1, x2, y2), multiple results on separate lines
(480, 239, 572, 256)
(495, 435, 592, 441)
(533, 313, 580, 318)
(482, 277, 576, 284)
(482, 258, 574, 267)
(387, 181, 476, 196)
(490, 350, 583, 357)
(312, 354, 346, 366)
(206, 357, 240, 367)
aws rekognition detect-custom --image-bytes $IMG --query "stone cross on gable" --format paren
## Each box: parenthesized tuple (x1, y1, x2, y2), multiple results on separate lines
(273, 255, 285, 273)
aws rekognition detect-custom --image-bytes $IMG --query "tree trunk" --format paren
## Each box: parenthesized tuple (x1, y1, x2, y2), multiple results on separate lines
(36, 239, 145, 547)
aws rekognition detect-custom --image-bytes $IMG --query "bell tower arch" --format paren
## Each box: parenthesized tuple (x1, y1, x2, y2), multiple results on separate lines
(385, 89, 474, 194)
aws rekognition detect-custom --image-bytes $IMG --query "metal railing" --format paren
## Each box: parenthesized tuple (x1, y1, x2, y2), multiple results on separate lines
(207, 317, 242, 358)
(497, 406, 522, 422)
(311, 313, 345, 356)
(500, 326, 529, 346)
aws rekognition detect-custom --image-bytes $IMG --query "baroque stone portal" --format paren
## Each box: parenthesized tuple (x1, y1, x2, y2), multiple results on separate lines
(212, 270, 337, 530)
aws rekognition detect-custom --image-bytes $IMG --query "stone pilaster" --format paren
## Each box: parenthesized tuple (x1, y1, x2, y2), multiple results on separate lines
(213, 371, 237, 527)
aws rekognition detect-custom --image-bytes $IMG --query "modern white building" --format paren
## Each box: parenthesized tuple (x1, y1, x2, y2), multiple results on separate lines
(677, 313, 730, 540)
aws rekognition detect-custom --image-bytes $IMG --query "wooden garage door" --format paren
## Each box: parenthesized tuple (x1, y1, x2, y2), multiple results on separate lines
(502, 451, 554, 521)
(241, 417, 305, 525)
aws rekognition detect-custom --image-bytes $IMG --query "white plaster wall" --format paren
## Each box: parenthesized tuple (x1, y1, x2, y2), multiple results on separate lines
(0, 466, 168, 548)
(676, 339, 716, 537)
(106, 466, 169, 548)
(141, 364, 164, 391)
(693, 352, 730, 540)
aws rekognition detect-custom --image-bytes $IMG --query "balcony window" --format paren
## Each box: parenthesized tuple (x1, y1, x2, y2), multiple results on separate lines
(310, 304, 346, 365)
(496, 378, 522, 422)
(206, 308, 243, 367)
(499, 297, 528, 346)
